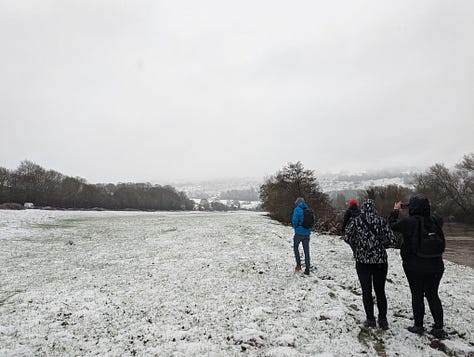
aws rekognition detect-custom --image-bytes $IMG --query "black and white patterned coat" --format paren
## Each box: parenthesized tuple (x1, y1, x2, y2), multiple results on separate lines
(344, 199, 397, 264)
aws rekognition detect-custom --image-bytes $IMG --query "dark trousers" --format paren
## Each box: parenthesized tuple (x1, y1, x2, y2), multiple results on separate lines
(294, 234, 310, 271)
(404, 269, 444, 329)
(356, 262, 388, 321)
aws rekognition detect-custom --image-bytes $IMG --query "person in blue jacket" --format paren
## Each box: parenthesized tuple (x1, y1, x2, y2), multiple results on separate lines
(292, 197, 314, 275)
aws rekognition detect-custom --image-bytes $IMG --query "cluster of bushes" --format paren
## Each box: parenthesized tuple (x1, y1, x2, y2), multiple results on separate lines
(0, 202, 24, 210)
(0, 161, 194, 211)
(259, 162, 337, 232)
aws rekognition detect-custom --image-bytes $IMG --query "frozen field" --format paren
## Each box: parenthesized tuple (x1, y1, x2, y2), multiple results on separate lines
(1, 210, 473, 356)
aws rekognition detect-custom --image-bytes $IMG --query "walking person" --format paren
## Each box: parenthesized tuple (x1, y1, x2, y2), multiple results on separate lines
(389, 194, 447, 339)
(344, 199, 397, 330)
(341, 198, 361, 234)
(292, 197, 315, 275)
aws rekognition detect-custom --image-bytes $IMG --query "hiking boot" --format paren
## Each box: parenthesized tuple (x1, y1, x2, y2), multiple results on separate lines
(364, 319, 376, 328)
(295, 265, 302, 272)
(430, 328, 448, 340)
(378, 318, 389, 330)
(407, 325, 425, 335)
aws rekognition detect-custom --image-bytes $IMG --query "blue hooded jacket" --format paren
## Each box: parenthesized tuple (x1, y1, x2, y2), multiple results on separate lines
(292, 202, 313, 235)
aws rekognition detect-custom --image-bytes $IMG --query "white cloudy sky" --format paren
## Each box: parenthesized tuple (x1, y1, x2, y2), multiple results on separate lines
(1, 0, 473, 183)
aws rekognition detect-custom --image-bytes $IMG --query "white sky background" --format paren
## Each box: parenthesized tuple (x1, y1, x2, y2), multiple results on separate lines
(1, 0, 473, 183)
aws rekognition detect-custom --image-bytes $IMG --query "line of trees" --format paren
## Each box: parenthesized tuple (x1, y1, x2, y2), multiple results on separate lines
(0, 161, 194, 211)
(196, 198, 241, 211)
(261, 153, 473, 233)
(220, 187, 259, 201)
(331, 153, 473, 223)
(415, 153, 473, 222)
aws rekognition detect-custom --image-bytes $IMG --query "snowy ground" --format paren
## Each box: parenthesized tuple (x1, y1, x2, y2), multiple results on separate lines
(1, 210, 473, 356)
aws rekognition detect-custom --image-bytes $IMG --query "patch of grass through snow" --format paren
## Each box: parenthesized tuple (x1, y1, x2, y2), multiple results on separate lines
(0, 290, 24, 306)
(30, 222, 76, 229)
(357, 327, 387, 357)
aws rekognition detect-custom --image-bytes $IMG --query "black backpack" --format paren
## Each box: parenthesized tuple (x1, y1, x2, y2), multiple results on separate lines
(302, 208, 315, 229)
(415, 217, 445, 258)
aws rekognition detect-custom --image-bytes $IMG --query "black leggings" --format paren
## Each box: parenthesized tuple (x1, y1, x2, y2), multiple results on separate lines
(404, 269, 444, 329)
(356, 262, 388, 321)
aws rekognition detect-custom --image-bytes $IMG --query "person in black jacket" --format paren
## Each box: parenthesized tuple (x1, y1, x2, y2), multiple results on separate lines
(344, 199, 397, 330)
(341, 198, 361, 234)
(388, 194, 447, 339)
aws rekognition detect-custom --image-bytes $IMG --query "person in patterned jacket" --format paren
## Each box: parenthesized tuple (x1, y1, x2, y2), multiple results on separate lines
(344, 199, 397, 330)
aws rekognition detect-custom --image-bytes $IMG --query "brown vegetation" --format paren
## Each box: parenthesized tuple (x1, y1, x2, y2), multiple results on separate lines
(259, 162, 334, 231)
(0, 203, 24, 210)
(415, 153, 473, 222)
(0, 160, 194, 211)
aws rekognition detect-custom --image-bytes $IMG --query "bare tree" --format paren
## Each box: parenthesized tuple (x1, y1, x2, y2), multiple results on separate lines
(415, 153, 473, 221)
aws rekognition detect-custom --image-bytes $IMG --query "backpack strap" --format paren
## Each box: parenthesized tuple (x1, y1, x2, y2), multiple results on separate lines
(413, 215, 425, 255)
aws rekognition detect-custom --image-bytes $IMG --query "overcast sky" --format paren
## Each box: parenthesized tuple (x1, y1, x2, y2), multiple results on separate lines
(1, 0, 473, 183)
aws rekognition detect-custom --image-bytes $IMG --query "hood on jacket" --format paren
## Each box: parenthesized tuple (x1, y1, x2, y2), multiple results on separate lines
(295, 197, 305, 206)
(361, 199, 378, 224)
(297, 201, 308, 210)
(361, 199, 377, 215)
(408, 194, 431, 217)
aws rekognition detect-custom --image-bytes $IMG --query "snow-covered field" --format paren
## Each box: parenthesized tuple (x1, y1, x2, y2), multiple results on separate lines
(1, 210, 473, 356)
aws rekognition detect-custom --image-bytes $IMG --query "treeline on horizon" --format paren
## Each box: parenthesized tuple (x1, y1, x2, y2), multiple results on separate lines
(334, 171, 415, 185)
(0, 161, 194, 211)
(353, 153, 473, 223)
(2, 153, 472, 223)
(260, 153, 473, 231)
(220, 187, 259, 201)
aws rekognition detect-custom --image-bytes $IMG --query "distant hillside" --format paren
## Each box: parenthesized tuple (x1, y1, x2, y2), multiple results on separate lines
(172, 178, 261, 200)
(220, 187, 259, 201)
(170, 170, 417, 201)
(319, 170, 416, 192)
